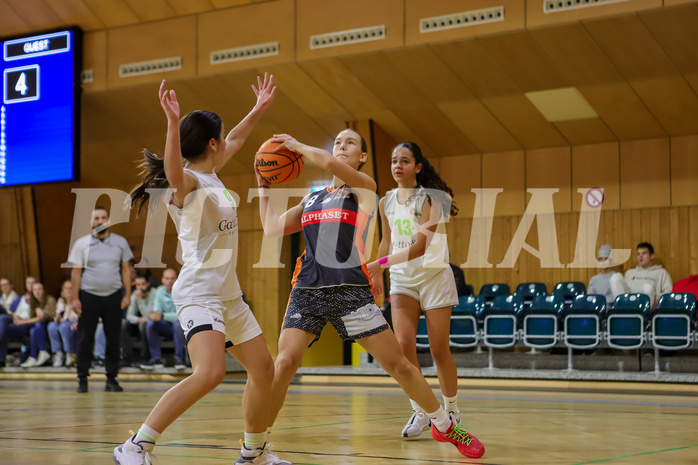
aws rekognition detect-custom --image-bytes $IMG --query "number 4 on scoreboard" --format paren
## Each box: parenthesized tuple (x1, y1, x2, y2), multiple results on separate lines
(3, 65, 39, 104)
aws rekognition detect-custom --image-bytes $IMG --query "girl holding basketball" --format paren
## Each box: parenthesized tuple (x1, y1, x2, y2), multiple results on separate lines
(255, 129, 484, 459)
(366, 142, 462, 439)
(117, 74, 291, 465)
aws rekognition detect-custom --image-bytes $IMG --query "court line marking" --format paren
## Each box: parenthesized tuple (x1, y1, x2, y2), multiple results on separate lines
(571, 443, 698, 464)
(2, 383, 698, 409)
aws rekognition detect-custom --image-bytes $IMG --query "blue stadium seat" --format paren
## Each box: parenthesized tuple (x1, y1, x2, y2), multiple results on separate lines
(416, 314, 429, 349)
(520, 294, 565, 349)
(650, 293, 696, 351)
(481, 294, 524, 369)
(560, 294, 606, 370)
(478, 283, 510, 308)
(553, 282, 586, 307)
(649, 293, 697, 373)
(514, 282, 547, 309)
(450, 295, 484, 348)
(607, 294, 651, 350)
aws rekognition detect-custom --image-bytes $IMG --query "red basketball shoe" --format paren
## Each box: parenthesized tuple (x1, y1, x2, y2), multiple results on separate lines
(431, 422, 485, 458)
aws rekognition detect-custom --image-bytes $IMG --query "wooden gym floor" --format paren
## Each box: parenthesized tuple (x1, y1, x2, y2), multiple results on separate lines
(0, 374, 697, 464)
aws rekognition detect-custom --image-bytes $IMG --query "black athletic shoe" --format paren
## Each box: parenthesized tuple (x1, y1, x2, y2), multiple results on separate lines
(105, 377, 123, 392)
(77, 377, 88, 393)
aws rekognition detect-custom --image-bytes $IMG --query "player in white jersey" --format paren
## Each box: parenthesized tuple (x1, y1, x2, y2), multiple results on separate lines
(367, 142, 462, 439)
(116, 75, 290, 465)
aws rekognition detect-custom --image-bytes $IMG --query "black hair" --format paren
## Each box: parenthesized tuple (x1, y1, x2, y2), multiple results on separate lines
(637, 242, 654, 255)
(130, 110, 223, 214)
(393, 142, 458, 217)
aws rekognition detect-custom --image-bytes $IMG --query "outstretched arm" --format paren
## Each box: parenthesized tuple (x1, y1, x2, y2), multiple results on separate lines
(273, 134, 376, 192)
(159, 80, 197, 207)
(215, 73, 277, 172)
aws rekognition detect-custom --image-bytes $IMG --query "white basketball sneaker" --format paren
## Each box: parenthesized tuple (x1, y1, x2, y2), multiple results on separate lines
(113, 434, 155, 465)
(235, 442, 292, 465)
(401, 409, 431, 438)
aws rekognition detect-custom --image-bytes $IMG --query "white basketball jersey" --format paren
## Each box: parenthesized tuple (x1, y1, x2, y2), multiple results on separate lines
(384, 187, 450, 280)
(166, 168, 242, 304)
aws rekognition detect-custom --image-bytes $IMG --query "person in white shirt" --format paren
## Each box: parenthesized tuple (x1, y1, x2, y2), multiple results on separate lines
(610, 242, 673, 309)
(0, 276, 35, 367)
(115, 75, 287, 465)
(0, 278, 18, 313)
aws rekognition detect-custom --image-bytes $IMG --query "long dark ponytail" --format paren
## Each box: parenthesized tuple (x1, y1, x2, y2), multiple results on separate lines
(130, 110, 223, 214)
(394, 142, 458, 217)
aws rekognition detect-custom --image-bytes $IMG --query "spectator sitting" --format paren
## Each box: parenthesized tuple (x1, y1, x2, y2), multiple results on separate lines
(48, 280, 79, 367)
(449, 263, 472, 296)
(0, 277, 18, 313)
(611, 242, 672, 309)
(141, 268, 186, 370)
(588, 245, 624, 306)
(20, 281, 56, 368)
(121, 275, 155, 367)
(0, 276, 36, 367)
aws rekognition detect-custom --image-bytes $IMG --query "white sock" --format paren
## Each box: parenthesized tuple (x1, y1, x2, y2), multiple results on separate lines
(428, 407, 452, 433)
(244, 431, 267, 451)
(409, 398, 424, 413)
(443, 394, 459, 413)
(134, 423, 160, 444)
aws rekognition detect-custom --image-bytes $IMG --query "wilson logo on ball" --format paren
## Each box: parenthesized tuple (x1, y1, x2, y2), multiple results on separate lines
(255, 138, 305, 184)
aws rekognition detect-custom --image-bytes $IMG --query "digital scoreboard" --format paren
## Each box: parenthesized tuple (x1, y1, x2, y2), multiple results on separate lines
(1, 28, 82, 187)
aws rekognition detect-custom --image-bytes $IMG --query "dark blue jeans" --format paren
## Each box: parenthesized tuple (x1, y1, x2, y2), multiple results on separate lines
(146, 319, 185, 359)
(0, 314, 33, 362)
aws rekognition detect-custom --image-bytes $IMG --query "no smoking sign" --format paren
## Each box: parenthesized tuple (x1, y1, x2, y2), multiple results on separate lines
(585, 188, 604, 208)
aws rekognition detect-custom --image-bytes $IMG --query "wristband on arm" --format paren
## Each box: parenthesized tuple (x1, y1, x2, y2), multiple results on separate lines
(378, 256, 390, 268)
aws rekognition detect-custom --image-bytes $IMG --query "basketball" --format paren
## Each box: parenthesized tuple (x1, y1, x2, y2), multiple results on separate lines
(255, 139, 304, 184)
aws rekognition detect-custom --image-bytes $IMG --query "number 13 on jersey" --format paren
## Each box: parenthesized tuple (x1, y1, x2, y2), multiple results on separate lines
(4, 65, 39, 104)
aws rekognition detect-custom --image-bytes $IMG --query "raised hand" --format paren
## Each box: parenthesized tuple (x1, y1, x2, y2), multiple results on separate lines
(252, 73, 277, 111)
(159, 80, 180, 123)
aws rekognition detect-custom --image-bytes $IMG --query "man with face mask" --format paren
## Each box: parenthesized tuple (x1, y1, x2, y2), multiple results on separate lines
(68, 207, 133, 393)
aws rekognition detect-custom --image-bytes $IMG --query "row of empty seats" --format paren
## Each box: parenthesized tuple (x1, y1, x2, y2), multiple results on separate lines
(416, 281, 697, 373)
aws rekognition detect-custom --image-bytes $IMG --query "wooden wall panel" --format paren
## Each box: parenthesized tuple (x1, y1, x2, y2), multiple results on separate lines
(107, 17, 198, 88)
(580, 84, 666, 140)
(526, 0, 662, 28)
(482, 150, 525, 217)
(404, 0, 526, 46)
(0, 189, 25, 293)
(553, 118, 617, 145)
(47, 0, 104, 32)
(483, 95, 568, 148)
(438, 100, 522, 153)
(82, 31, 107, 92)
(6, 0, 64, 32)
(526, 146, 572, 213)
(670, 134, 698, 206)
(439, 155, 481, 220)
(198, 0, 295, 76)
(448, 205, 694, 300)
(295, 0, 404, 61)
(572, 142, 620, 212)
(620, 138, 671, 209)
(480, 32, 570, 92)
(81, 0, 139, 28)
